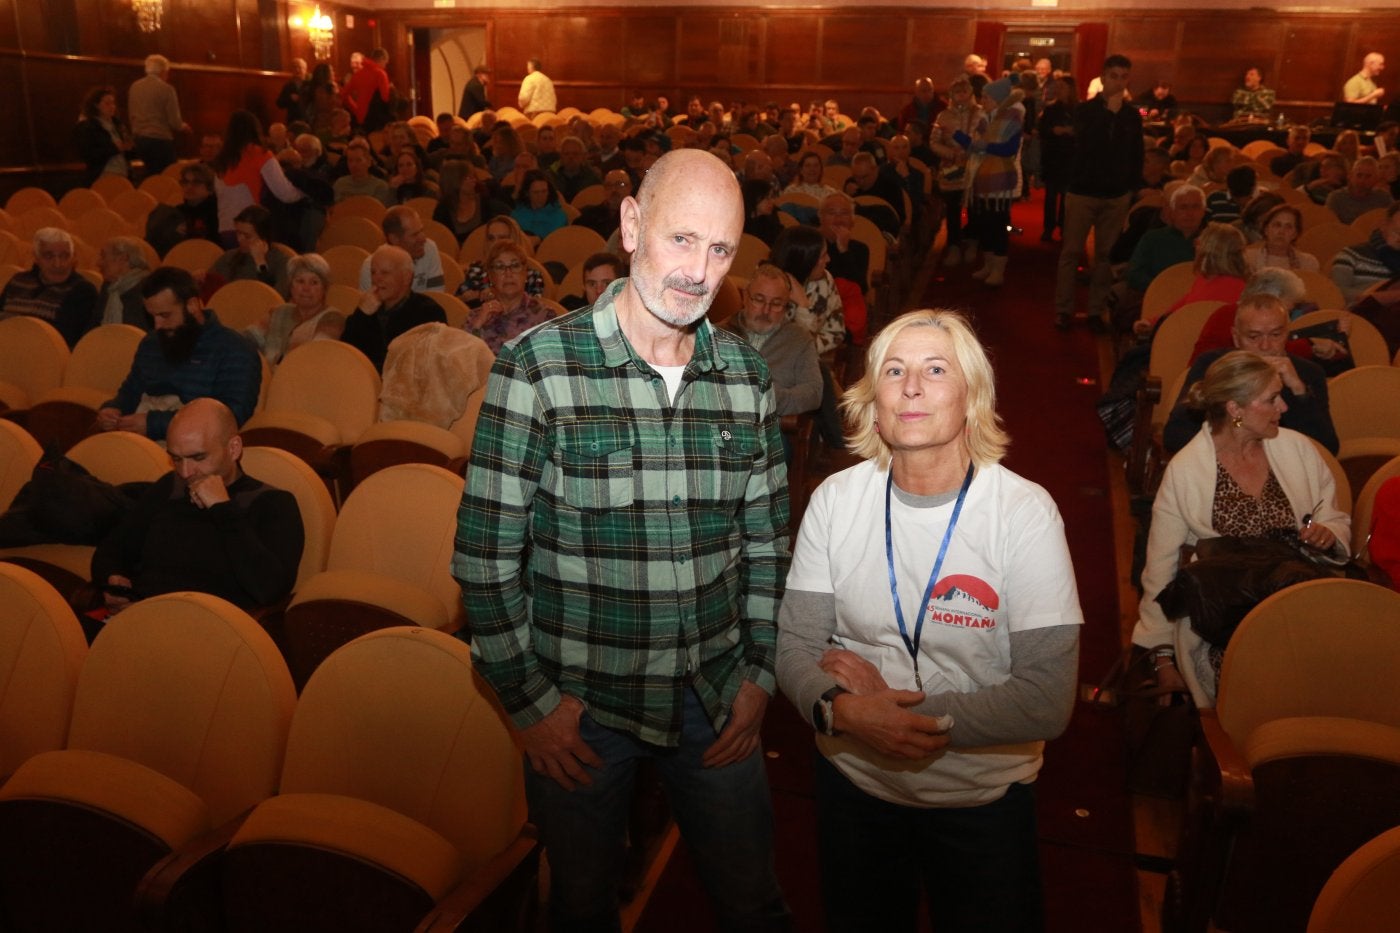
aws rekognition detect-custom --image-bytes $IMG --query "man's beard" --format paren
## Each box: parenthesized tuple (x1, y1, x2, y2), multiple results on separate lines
(631, 237, 714, 328)
(158, 314, 203, 363)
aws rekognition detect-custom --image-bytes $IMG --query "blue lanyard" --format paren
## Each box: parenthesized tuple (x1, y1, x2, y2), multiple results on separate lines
(884, 462, 975, 690)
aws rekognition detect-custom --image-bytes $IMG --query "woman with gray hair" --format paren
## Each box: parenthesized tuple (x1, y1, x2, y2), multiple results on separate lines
(245, 252, 345, 364)
(777, 309, 1081, 931)
(95, 236, 151, 328)
(1135, 350, 1349, 706)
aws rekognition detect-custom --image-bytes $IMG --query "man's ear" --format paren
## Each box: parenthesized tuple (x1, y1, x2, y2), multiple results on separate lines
(619, 196, 642, 255)
(187, 298, 206, 324)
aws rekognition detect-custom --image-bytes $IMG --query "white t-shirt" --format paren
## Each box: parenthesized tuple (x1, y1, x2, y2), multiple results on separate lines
(786, 458, 1083, 806)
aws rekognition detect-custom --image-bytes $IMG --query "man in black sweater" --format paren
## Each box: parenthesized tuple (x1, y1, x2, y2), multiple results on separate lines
(340, 245, 446, 371)
(1054, 54, 1143, 331)
(91, 398, 304, 624)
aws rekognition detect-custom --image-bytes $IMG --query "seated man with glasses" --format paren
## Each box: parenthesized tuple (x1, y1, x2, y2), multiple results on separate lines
(145, 161, 222, 258)
(722, 261, 823, 427)
(462, 240, 557, 353)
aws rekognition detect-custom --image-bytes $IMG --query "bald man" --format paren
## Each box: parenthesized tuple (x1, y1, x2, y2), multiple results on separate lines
(90, 398, 304, 629)
(454, 148, 790, 930)
(1345, 53, 1386, 105)
(340, 244, 445, 371)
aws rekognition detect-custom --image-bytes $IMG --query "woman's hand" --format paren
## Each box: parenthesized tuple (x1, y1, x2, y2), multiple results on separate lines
(820, 649, 889, 695)
(1298, 520, 1337, 552)
(1153, 659, 1188, 705)
(834, 690, 951, 760)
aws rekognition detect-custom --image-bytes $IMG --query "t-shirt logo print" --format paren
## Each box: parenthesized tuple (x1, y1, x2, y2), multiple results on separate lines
(925, 574, 999, 629)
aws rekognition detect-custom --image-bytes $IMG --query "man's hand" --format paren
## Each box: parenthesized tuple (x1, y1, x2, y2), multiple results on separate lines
(97, 407, 122, 431)
(518, 694, 603, 790)
(835, 689, 951, 759)
(99, 411, 146, 435)
(703, 680, 769, 768)
(246, 236, 270, 267)
(820, 648, 889, 695)
(1263, 354, 1306, 396)
(357, 290, 383, 315)
(186, 474, 230, 509)
(104, 574, 134, 613)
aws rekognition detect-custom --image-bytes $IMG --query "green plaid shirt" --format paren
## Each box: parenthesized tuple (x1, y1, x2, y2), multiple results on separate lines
(452, 281, 791, 747)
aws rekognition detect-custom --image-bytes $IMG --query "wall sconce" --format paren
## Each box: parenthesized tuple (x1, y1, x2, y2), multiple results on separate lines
(132, 0, 164, 32)
(290, 7, 336, 61)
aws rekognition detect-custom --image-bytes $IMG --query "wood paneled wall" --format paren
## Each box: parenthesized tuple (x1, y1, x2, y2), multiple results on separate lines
(6, 3, 1400, 198)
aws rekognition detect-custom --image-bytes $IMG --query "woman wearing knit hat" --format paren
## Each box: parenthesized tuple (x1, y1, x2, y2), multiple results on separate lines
(958, 77, 1025, 287)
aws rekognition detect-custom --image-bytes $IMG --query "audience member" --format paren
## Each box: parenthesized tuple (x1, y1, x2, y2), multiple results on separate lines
(1332, 201, 1400, 305)
(389, 149, 438, 203)
(1154, 222, 1248, 328)
(844, 152, 905, 236)
(548, 135, 602, 204)
(212, 110, 305, 244)
(128, 54, 188, 175)
(931, 74, 983, 267)
(772, 224, 845, 355)
(1334, 130, 1362, 165)
(517, 57, 557, 118)
(827, 127, 862, 167)
(560, 251, 623, 311)
(818, 192, 870, 294)
(342, 244, 446, 371)
(1270, 126, 1312, 177)
(1037, 76, 1076, 241)
(341, 47, 393, 132)
(1127, 183, 1206, 295)
(575, 169, 633, 239)
(462, 239, 557, 352)
(73, 85, 132, 186)
(433, 161, 506, 245)
(897, 77, 944, 130)
(1235, 190, 1286, 243)
(783, 151, 840, 212)
(145, 161, 221, 257)
(723, 262, 822, 420)
(0, 227, 98, 348)
(93, 236, 152, 330)
(355, 205, 445, 293)
(1054, 54, 1142, 330)
(1303, 152, 1350, 206)
(1186, 144, 1235, 191)
(964, 77, 1024, 287)
(205, 205, 291, 297)
(1163, 295, 1337, 455)
(511, 169, 568, 241)
(1325, 155, 1394, 223)
(333, 137, 392, 205)
(98, 267, 261, 440)
(1244, 203, 1320, 273)
(742, 178, 782, 247)
(1144, 81, 1177, 122)
(275, 58, 309, 123)
(459, 64, 493, 120)
(91, 398, 303, 624)
(457, 216, 545, 303)
(1205, 165, 1256, 224)
(246, 253, 346, 364)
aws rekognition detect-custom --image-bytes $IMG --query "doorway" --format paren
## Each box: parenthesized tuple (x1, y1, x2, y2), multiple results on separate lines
(1002, 29, 1075, 77)
(427, 26, 488, 119)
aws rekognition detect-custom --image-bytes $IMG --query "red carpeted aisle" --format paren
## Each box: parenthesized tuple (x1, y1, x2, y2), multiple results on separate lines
(636, 192, 1140, 932)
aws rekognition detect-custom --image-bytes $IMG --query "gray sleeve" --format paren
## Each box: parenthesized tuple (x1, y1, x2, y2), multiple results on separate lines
(775, 588, 840, 732)
(918, 624, 1080, 747)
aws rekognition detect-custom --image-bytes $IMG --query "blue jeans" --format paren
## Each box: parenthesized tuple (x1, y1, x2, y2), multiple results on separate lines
(815, 753, 1043, 933)
(525, 688, 790, 932)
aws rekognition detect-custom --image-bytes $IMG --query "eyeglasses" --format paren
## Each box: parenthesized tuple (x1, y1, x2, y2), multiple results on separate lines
(491, 261, 524, 273)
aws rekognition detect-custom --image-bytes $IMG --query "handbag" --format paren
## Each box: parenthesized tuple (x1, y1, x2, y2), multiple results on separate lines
(1086, 645, 1195, 798)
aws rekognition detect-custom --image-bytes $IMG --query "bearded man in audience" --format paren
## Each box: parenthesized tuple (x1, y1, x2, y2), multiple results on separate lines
(98, 267, 261, 441)
(724, 262, 823, 421)
(0, 227, 98, 348)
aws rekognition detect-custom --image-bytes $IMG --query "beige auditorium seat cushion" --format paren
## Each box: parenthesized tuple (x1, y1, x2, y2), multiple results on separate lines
(230, 792, 461, 900)
(0, 748, 209, 849)
(289, 569, 449, 630)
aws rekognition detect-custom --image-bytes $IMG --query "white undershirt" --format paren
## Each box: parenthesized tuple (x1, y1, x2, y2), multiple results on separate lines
(654, 364, 685, 404)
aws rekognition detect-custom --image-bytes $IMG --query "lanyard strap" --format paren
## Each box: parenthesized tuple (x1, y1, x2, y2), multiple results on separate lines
(885, 462, 975, 685)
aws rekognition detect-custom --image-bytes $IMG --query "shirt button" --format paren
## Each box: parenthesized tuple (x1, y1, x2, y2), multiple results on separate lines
(672, 495, 681, 506)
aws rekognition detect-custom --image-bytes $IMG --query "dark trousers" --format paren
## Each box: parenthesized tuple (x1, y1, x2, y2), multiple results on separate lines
(1042, 183, 1067, 235)
(815, 753, 1043, 933)
(939, 190, 966, 247)
(972, 199, 1011, 256)
(133, 136, 175, 176)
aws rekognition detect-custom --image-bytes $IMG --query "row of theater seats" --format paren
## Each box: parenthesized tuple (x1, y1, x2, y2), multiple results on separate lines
(1161, 577, 1400, 933)
(0, 568, 536, 932)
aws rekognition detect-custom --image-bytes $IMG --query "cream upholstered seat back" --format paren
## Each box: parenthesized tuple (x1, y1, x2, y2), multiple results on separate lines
(0, 418, 41, 511)
(240, 446, 336, 588)
(327, 463, 465, 625)
(0, 316, 69, 409)
(1217, 579, 1400, 747)
(1308, 825, 1400, 933)
(260, 340, 381, 445)
(282, 627, 525, 875)
(0, 564, 87, 778)
(65, 592, 297, 825)
(66, 431, 170, 485)
(60, 323, 145, 394)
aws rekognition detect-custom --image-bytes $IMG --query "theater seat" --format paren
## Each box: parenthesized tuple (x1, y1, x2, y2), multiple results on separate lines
(24, 323, 144, 453)
(347, 419, 467, 492)
(1167, 579, 1400, 933)
(240, 340, 381, 502)
(0, 315, 69, 414)
(1308, 825, 1400, 933)
(0, 592, 296, 933)
(281, 463, 465, 688)
(217, 627, 538, 933)
(0, 563, 87, 782)
(0, 418, 41, 511)
(240, 446, 336, 590)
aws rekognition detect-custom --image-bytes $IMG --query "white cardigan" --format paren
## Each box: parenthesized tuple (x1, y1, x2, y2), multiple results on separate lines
(1132, 425, 1351, 706)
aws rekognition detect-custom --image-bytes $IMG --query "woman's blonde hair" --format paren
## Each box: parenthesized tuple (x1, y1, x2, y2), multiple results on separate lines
(841, 309, 1008, 469)
(1187, 350, 1277, 429)
(1195, 222, 1248, 279)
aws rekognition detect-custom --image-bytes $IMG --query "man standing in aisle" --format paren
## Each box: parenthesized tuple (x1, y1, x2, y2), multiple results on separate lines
(1053, 54, 1143, 331)
(453, 147, 791, 932)
(128, 54, 189, 175)
(517, 57, 557, 118)
(459, 64, 493, 120)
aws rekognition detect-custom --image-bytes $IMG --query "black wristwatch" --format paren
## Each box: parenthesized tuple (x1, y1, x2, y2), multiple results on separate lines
(813, 686, 848, 736)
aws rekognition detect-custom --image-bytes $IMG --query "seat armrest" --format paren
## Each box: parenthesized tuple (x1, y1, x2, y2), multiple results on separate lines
(1199, 708, 1255, 816)
(414, 827, 541, 933)
(134, 809, 252, 930)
